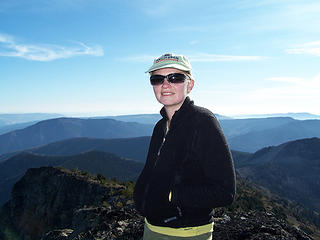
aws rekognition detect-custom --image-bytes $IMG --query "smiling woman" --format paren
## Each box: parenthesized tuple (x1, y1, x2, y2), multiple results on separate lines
(151, 68, 194, 121)
(134, 53, 236, 240)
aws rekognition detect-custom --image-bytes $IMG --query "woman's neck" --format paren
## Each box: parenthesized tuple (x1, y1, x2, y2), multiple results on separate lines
(164, 103, 183, 122)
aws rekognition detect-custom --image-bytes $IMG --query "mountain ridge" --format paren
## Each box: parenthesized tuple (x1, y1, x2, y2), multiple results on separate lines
(224, 119, 320, 152)
(0, 113, 64, 125)
(1, 115, 320, 155)
(232, 112, 320, 120)
(0, 136, 250, 207)
(0, 150, 144, 206)
(0, 136, 151, 163)
(0, 117, 153, 155)
(238, 137, 320, 213)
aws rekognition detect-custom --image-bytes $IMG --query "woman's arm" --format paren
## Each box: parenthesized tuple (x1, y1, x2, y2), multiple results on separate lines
(172, 115, 236, 209)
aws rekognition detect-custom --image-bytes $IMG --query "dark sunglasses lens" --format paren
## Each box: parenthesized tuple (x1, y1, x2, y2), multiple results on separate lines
(150, 73, 188, 85)
(150, 75, 165, 85)
(168, 73, 188, 83)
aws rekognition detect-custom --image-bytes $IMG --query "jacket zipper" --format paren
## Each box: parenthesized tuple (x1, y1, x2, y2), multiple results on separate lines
(157, 136, 166, 157)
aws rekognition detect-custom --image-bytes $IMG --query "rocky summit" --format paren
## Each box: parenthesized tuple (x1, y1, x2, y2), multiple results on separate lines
(0, 167, 317, 240)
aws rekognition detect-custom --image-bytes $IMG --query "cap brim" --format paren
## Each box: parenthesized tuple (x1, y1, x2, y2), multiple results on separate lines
(145, 63, 191, 73)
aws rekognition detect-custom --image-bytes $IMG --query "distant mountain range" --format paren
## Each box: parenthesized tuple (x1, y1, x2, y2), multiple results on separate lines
(1, 132, 320, 222)
(238, 137, 320, 213)
(1, 111, 320, 216)
(0, 113, 230, 135)
(220, 117, 295, 138)
(232, 112, 320, 120)
(0, 113, 64, 126)
(1, 115, 320, 155)
(220, 118, 320, 152)
(97, 114, 162, 125)
(0, 136, 151, 163)
(0, 120, 39, 135)
(0, 134, 250, 207)
(0, 117, 153, 155)
(1, 111, 318, 129)
(2, 111, 318, 124)
(102, 113, 232, 124)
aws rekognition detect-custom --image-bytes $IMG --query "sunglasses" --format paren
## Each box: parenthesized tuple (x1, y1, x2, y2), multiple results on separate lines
(150, 73, 190, 86)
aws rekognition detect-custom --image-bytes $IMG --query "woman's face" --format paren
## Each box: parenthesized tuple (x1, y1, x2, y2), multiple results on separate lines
(151, 68, 194, 111)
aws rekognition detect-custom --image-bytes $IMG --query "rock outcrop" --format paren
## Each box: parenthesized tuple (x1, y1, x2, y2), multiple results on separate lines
(0, 167, 317, 240)
(1, 167, 133, 240)
(213, 209, 313, 240)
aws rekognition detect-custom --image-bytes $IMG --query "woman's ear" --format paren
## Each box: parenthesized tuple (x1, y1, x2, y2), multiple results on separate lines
(187, 79, 195, 93)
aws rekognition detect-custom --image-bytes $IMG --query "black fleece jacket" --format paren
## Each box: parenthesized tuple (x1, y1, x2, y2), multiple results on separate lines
(133, 97, 236, 228)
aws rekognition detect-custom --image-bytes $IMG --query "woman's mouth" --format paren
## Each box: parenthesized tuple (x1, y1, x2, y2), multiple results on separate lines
(162, 92, 174, 96)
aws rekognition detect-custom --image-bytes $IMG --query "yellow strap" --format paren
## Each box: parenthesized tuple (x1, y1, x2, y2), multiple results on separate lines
(165, 120, 169, 135)
(145, 218, 214, 237)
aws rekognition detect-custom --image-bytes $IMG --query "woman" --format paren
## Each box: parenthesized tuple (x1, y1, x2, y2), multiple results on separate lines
(134, 53, 236, 240)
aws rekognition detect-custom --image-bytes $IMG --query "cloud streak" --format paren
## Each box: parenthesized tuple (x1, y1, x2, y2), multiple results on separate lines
(188, 53, 263, 62)
(258, 74, 320, 99)
(0, 0, 89, 12)
(265, 76, 304, 84)
(120, 52, 263, 63)
(0, 33, 103, 61)
(118, 54, 155, 63)
(286, 41, 320, 57)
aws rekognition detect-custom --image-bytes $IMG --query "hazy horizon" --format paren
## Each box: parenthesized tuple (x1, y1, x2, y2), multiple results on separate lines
(1, 111, 320, 119)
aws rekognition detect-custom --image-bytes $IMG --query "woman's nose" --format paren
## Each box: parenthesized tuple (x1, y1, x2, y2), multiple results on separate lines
(162, 78, 171, 87)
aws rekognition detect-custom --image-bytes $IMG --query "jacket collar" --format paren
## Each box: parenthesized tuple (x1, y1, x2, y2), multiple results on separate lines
(160, 97, 194, 129)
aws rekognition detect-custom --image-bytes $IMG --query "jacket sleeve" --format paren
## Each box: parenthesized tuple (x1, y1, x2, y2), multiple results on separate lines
(133, 163, 148, 215)
(172, 115, 236, 209)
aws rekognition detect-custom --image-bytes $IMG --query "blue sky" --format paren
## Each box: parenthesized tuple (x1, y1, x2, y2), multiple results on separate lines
(1, 0, 320, 116)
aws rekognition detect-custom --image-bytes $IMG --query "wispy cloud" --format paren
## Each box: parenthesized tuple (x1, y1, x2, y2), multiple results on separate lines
(189, 53, 263, 62)
(117, 54, 155, 63)
(164, 25, 213, 33)
(286, 41, 320, 56)
(0, 33, 103, 61)
(189, 40, 199, 45)
(265, 77, 304, 84)
(120, 52, 263, 63)
(0, 0, 89, 12)
(257, 74, 320, 98)
(222, 73, 320, 114)
(195, 73, 320, 115)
